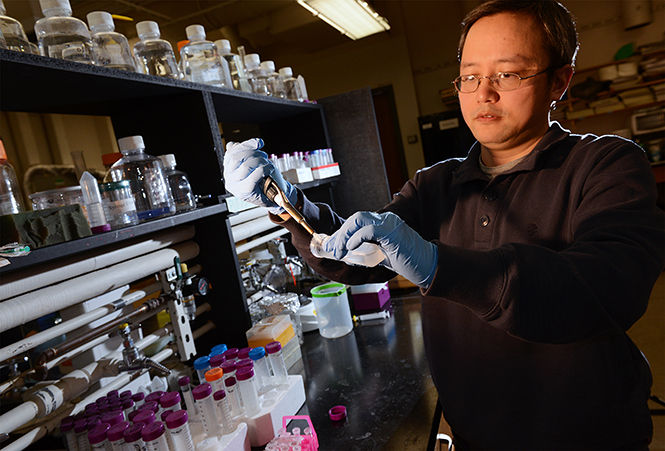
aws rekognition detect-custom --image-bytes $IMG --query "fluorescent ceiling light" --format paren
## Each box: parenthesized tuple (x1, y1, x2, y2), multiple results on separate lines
(297, 0, 390, 40)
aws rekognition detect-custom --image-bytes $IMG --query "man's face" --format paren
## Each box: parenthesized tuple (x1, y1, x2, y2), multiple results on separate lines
(458, 12, 566, 154)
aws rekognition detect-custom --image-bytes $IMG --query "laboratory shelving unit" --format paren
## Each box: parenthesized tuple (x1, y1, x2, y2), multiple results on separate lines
(0, 48, 390, 350)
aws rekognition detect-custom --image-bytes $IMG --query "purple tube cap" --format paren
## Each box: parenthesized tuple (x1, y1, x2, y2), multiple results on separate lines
(166, 410, 188, 429)
(107, 390, 119, 398)
(160, 410, 172, 422)
(213, 390, 226, 401)
(192, 383, 212, 400)
(224, 376, 236, 387)
(209, 354, 225, 368)
(221, 360, 236, 372)
(101, 411, 124, 426)
(86, 417, 101, 430)
(238, 347, 251, 359)
(143, 401, 159, 413)
(73, 419, 88, 433)
(141, 421, 165, 442)
(107, 421, 129, 442)
(223, 348, 239, 359)
(124, 423, 144, 442)
(145, 391, 164, 403)
(132, 392, 145, 402)
(159, 392, 181, 408)
(265, 341, 282, 354)
(120, 390, 132, 398)
(132, 409, 155, 425)
(178, 375, 191, 386)
(87, 422, 110, 445)
(122, 399, 135, 410)
(236, 358, 253, 369)
(236, 366, 255, 381)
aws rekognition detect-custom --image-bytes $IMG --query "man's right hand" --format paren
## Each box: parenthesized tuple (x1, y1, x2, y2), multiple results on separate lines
(223, 138, 296, 214)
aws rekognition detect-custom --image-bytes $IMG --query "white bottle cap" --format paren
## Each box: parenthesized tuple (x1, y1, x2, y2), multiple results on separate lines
(40, 0, 72, 16)
(87, 11, 114, 32)
(278, 67, 293, 78)
(260, 61, 276, 73)
(244, 54, 261, 70)
(214, 39, 231, 54)
(136, 20, 160, 40)
(185, 24, 205, 41)
(158, 154, 176, 169)
(117, 135, 144, 152)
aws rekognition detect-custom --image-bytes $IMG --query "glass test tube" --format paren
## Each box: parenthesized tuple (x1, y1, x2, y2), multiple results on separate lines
(266, 341, 288, 384)
(166, 410, 195, 451)
(236, 367, 260, 415)
(192, 383, 222, 439)
(141, 421, 169, 451)
(73, 419, 88, 451)
(213, 390, 234, 434)
(60, 417, 76, 450)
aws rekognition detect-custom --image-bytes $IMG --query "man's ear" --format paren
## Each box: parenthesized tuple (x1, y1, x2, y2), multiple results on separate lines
(551, 64, 574, 102)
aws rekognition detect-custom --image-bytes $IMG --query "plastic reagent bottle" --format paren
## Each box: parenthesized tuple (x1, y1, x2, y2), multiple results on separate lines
(194, 355, 211, 384)
(0, 0, 32, 52)
(80, 171, 111, 233)
(141, 421, 169, 451)
(244, 53, 271, 96)
(86, 11, 135, 71)
(213, 39, 252, 92)
(133, 21, 181, 78)
(107, 421, 129, 451)
(266, 341, 289, 384)
(236, 366, 260, 415)
(158, 154, 196, 212)
(180, 24, 232, 88)
(107, 135, 175, 222)
(0, 139, 25, 215)
(249, 347, 271, 390)
(35, 0, 92, 63)
(223, 376, 243, 417)
(212, 390, 234, 434)
(260, 61, 286, 99)
(279, 67, 305, 102)
(166, 410, 195, 451)
(178, 376, 199, 419)
(192, 383, 222, 439)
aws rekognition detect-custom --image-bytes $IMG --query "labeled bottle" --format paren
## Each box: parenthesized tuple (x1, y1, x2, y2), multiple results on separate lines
(80, 171, 110, 234)
(34, 0, 92, 63)
(260, 61, 286, 99)
(192, 383, 222, 439)
(236, 366, 260, 415)
(0, 0, 32, 53)
(158, 154, 196, 212)
(133, 21, 181, 79)
(99, 180, 138, 229)
(141, 421, 169, 451)
(123, 423, 145, 451)
(213, 39, 252, 92)
(178, 376, 199, 419)
(106, 135, 175, 222)
(212, 390, 234, 434)
(166, 410, 195, 451)
(86, 11, 135, 71)
(266, 341, 288, 384)
(279, 67, 304, 102)
(243, 53, 271, 96)
(0, 139, 25, 215)
(107, 421, 128, 451)
(249, 347, 271, 390)
(179, 24, 232, 88)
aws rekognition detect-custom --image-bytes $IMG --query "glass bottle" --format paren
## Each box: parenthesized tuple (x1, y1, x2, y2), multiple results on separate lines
(34, 0, 93, 63)
(106, 135, 175, 222)
(279, 67, 304, 102)
(158, 154, 196, 212)
(192, 383, 222, 439)
(166, 410, 195, 451)
(133, 20, 181, 79)
(213, 39, 252, 92)
(179, 24, 232, 88)
(243, 53, 271, 96)
(0, 0, 32, 53)
(260, 61, 286, 99)
(0, 139, 25, 215)
(86, 11, 135, 71)
(99, 180, 139, 229)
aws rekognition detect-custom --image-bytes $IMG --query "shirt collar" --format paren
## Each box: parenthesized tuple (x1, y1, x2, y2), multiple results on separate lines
(451, 121, 571, 186)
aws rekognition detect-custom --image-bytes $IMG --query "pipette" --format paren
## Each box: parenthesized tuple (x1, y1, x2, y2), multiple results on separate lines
(263, 177, 316, 235)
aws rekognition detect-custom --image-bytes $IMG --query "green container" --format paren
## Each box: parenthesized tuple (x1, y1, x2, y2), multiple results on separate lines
(310, 282, 353, 339)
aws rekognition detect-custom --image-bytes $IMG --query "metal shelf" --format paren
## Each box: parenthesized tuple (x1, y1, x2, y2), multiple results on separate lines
(0, 203, 227, 274)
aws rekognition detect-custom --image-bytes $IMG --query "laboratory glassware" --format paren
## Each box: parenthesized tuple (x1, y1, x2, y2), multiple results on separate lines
(133, 21, 181, 78)
(0, 0, 32, 52)
(34, 0, 92, 63)
(180, 24, 232, 88)
(158, 154, 196, 212)
(87, 11, 135, 71)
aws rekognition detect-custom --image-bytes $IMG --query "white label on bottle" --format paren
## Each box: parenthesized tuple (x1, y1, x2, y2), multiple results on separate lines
(104, 198, 136, 217)
(33, 385, 64, 415)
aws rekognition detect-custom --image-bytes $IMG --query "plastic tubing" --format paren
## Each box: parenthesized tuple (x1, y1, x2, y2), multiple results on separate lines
(0, 241, 199, 333)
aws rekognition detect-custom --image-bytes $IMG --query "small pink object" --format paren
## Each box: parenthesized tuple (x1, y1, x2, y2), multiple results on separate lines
(327, 405, 346, 422)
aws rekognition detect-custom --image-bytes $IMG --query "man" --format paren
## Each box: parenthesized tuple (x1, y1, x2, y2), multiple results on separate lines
(224, 1, 665, 448)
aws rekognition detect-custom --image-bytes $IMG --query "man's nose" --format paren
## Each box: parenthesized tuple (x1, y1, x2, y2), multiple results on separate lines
(476, 77, 499, 102)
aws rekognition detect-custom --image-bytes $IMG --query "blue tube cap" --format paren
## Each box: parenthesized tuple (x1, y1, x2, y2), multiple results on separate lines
(248, 347, 265, 361)
(210, 344, 227, 356)
(193, 355, 210, 370)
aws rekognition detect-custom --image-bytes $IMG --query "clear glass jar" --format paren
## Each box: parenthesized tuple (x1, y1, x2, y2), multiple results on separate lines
(99, 180, 138, 228)
(29, 186, 82, 211)
(106, 135, 175, 222)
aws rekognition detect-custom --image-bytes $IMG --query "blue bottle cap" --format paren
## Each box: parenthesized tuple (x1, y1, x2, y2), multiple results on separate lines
(248, 347, 265, 361)
(210, 344, 227, 356)
(193, 355, 210, 370)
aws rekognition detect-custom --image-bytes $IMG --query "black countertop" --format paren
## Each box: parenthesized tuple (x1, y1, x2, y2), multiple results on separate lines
(292, 294, 434, 450)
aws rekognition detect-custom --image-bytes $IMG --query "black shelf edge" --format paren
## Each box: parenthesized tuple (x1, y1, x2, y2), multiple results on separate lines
(295, 175, 341, 190)
(0, 203, 227, 274)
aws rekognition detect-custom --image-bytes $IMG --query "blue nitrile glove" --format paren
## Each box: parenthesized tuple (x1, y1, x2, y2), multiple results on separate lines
(223, 138, 297, 215)
(320, 211, 438, 288)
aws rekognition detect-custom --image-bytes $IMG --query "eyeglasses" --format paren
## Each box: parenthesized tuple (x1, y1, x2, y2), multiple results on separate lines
(452, 68, 551, 93)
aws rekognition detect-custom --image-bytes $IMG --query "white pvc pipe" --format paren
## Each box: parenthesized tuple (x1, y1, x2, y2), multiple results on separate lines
(1, 347, 174, 451)
(0, 226, 195, 300)
(46, 334, 109, 370)
(229, 206, 269, 226)
(0, 290, 146, 362)
(231, 215, 278, 242)
(0, 242, 199, 333)
(236, 228, 289, 254)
